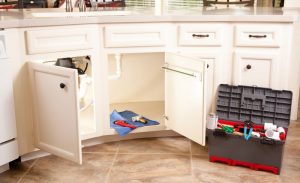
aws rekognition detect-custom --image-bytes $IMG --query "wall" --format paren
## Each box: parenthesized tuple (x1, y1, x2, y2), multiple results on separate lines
(108, 53, 165, 104)
(284, 0, 300, 7)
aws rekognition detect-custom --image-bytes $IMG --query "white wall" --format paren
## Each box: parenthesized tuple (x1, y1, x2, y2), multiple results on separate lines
(108, 53, 165, 104)
(284, 0, 300, 7)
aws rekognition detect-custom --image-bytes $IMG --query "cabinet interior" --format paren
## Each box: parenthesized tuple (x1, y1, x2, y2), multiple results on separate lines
(108, 53, 166, 130)
(75, 56, 96, 136)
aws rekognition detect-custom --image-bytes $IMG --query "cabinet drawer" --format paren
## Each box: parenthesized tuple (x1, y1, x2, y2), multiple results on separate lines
(235, 25, 282, 47)
(25, 28, 94, 54)
(104, 25, 166, 48)
(0, 140, 18, 165)
(178, 24, 224, 46)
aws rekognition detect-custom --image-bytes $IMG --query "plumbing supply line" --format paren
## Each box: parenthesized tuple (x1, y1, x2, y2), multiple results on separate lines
(78, 74, 92, 99)
(109, 54, 122, 80)
(80, 100, 94, 112)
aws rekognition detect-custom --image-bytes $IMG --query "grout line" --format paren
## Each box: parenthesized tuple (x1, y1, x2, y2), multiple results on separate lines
(105, 143, 120, 183)
(82, 152, 118, 154)
(189, 140, 195, 183)
(117, 152, 190, 155)
(83, 152, 191, 155)
(17, 158, 39, 183)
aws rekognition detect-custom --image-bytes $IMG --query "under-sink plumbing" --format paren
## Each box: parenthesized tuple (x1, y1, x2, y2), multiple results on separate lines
(109, 54, 122, 80)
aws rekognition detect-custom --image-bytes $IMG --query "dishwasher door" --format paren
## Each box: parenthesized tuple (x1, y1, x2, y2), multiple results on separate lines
(0, 36, 17, 143)
(0, 34, 18, 167)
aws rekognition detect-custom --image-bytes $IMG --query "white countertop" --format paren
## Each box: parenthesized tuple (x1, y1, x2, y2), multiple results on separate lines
(0, 6, 299, 28)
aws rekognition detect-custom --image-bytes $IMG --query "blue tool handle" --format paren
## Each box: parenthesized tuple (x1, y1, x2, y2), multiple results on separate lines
(244, 127, 253, 141)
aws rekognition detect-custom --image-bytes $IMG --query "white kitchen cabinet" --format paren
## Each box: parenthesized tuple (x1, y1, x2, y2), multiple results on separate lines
(27, 55, 97, 164)
(233, 52, 280, 89)
(164, 53, 207, 145)
(184, 53, 223, 114)
(10, 21, 299, 160)
(0, 31, 19, 169)
(27, 52, 208, 163)
(28, 62, 82, 164)
(107, 52, 209, 143)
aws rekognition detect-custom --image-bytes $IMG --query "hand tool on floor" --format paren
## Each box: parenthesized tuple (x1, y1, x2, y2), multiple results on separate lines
(132, 115, 147, 124)
(114, 120, 137, 129)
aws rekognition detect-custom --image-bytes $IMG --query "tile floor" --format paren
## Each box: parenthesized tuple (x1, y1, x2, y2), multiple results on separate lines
(1, 123, 300, 183)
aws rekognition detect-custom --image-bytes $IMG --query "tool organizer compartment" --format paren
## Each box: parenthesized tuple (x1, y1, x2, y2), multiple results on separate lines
(207, 84, 292, 174)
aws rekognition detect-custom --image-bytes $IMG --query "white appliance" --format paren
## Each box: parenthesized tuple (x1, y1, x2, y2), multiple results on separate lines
(0, 33, 19, 173)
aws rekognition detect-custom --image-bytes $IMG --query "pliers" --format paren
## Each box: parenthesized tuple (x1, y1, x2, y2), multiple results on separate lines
(244, 120, 254, 141)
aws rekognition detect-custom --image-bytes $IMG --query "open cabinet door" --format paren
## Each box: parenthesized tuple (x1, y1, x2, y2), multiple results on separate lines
(164, 53, 207, 146)
(28, 62, 82, 164)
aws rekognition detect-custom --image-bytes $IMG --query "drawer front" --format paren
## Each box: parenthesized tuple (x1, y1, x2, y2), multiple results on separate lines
(178, 24, 224, 46)
(104, 25, 166, 48)
(0, 140, 18, 166)
(26, 28, 94, 54)
(235, 25, 282, 47)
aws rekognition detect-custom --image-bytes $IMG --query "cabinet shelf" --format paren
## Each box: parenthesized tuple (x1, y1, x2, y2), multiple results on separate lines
(109, 101, 166, 134)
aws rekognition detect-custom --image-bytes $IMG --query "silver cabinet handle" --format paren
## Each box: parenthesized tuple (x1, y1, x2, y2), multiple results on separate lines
(162, 66, 196, 77)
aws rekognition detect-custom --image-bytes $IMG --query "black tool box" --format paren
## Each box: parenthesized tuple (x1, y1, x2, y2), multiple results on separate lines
(207, 84, 292, 174)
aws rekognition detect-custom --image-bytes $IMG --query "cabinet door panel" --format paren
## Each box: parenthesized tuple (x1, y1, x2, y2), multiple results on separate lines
(165, 53, 206, 146)
(233, 52, 279, 89)
(28, 62, 82, 164)
(0, 61, 17, 143)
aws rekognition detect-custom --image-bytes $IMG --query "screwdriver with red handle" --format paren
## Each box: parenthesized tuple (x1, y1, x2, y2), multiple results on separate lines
(114, 120, 137, 129)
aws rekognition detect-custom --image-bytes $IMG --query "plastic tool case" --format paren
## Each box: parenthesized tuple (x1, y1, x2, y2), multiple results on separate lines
(207, 84, 292, 174)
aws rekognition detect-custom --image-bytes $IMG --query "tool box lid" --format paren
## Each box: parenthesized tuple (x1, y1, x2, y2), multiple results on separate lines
(216, 84, 292, 128)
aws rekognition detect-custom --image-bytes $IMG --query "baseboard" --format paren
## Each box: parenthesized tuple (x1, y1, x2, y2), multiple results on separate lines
(21, 150, 50, 162)
(83, 130, 181, 148)
(20, 130, 181, 161)
(0, 164, 9, 174)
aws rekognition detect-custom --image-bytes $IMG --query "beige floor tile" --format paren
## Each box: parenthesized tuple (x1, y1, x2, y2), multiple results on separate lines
(20, 153, 115, 183)
(192, 155, 253, 174)
(283, 139, 300, 158)
(0, 160, 35, 183)
(118, 137, 190, 154)
(107, 154, 192, 183)
(83, 141, 119, 153)
(280, 157, 300, 182)
(287, 122, 300, 139)
(191, 141, 208, 155)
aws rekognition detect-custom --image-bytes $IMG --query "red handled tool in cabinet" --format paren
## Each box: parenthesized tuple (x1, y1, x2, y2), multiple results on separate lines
(114, 120, 137, 129)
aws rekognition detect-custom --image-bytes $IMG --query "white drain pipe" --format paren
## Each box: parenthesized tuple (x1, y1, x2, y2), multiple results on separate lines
(108, 54, 122, 80)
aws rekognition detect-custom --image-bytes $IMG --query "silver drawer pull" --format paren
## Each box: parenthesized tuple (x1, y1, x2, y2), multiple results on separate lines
(248, 35, 267, 38)
(192, 34, 209, 38)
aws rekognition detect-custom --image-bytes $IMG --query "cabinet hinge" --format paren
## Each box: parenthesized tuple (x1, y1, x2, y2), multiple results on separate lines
(163, 115, 169, 120)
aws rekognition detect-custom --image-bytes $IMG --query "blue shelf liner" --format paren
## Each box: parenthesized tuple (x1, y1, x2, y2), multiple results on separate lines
(110, 110, 160, 137)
